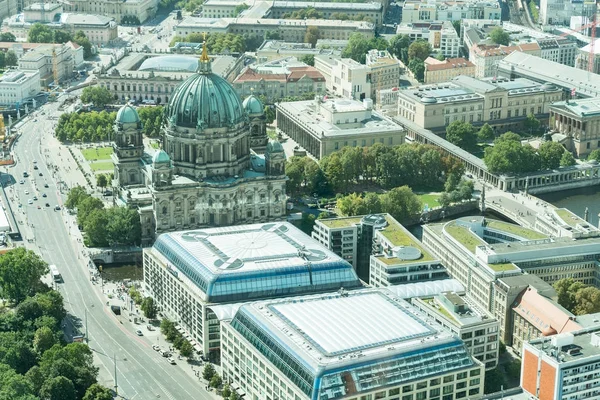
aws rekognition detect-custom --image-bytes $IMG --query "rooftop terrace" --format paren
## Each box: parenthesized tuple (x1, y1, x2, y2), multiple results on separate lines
(444, 222, 487, 254)
(485, 219, 547, 240)
(376, 215, 436, 265)
(318, 217, 362, 229)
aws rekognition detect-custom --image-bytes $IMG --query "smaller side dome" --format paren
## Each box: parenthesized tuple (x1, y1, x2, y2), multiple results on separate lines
(266, 139, 284, 154)
(243, 95, 264, 115)
(152, 149, 171, 164)
(116, 104, 140, 124)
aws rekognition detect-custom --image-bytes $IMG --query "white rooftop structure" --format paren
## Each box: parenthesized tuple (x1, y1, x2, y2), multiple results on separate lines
(227, 288, 481, 397)
(152, 222, 362, 302)
(386, 279, 465, 299)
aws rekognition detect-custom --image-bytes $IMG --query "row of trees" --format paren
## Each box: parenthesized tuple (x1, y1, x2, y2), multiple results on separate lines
(484, 132, 576, 174)
(335, 187, 422, 222)
(0, 50, 18, 69)
(555, 278, 600, 316)
(80, 87, 114, 108)
(66, 186, 142, 247)
(0, 247, 112, 399)
(287, 143, 465, 196)
(169, 32, 264, 53)
(160, 319, 195, 358)
(27, 24, 93, 58)
(138, 106, 164, 137)
(121, 15, 141, 25)
(55, 111, 117, 143)
(282, 7, 323, 19)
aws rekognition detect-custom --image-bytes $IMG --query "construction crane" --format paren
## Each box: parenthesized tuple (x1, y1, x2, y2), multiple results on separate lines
(558, 6, 600, 73)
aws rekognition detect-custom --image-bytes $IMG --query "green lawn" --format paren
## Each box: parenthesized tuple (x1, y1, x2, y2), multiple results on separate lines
(488, 262, 519, 272)
(150, 141, 160, 149)
(319, 217, 362, 229)
(89, 161, 114, 171)
(555, 208, 586, 227)
(81, 147, 113, 161)
(423, 298, 458, 323)
(444, 223, 486, 253)
(486, 220, 547, 240)
(417, 193, 441, 209)
(267, 128, 277, 140)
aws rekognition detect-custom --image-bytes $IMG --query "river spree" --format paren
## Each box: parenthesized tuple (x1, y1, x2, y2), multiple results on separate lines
(538, 186, 600, 228)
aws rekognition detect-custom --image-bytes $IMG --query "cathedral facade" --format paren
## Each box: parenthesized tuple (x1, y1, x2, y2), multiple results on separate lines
(111, 48, 287, 245)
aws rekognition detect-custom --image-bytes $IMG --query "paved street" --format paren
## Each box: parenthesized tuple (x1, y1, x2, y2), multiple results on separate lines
(5, 100, 218, 400)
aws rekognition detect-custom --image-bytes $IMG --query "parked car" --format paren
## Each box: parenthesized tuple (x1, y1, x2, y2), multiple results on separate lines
(152, 345, 161, 351)
(168, 358, 176, 365)
(147, 325, 154, 331)
(135, 329, 143, 336)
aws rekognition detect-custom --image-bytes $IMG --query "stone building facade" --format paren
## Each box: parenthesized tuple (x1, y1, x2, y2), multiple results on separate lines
(112, 47, 286, 244)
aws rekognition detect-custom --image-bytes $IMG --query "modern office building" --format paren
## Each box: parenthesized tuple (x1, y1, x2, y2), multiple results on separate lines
(396, 75, 562, 133)
(424, 57, 476, 84)
(220, 288, 485, 400)
(522, 328, 600, 400)
(314, 55, 372, 101)
(0, 70, 40, 107)
(276, 97, 405, 159)
(232, 57, 326, 102)
(412, 291, 500, 369)
(401, 0, 501, 24)
(143, 222, 363, 360)
(548, 98, 600, 158)
(396, 21, 462, 58)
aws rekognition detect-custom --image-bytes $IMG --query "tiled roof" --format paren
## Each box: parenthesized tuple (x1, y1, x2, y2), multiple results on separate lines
(472, 42, 541, 57)
(425, 57, 475, 71)
(512, 287, 582, 336)
(234, 66, 324, 83)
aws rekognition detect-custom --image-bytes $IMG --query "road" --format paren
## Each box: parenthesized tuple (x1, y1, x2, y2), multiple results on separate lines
(6, 100, 214, 400)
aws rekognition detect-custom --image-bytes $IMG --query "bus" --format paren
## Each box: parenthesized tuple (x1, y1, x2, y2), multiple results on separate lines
(49, 265, 62, 283)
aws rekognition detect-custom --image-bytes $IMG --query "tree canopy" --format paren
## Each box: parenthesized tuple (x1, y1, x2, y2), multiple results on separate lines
(342, 33, 388, 63)
(55, 111, 117, 143)
(538, 141, 565, 170)
(483, 132, 541, 174)
(27, 25, 92, 58)
(445, 120, 477, 151)
(407, 40, 431, 61)
(555, 278, 600, 315)
(4, 50, 17, 67)
(588, 149, 600, 161)
(80, 87, 113, 108)
(560, 151, 577, 167)
(138, 106, 164, 137)
(388, 34, 410, 64)
(0, 32, 16, 42)
(489, 27, 510, 45)
(477, 123, 494, 141)
(0, 248, 48, 304)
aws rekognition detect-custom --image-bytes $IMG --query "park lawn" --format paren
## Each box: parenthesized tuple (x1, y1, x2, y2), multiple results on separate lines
(90, 161, 114, 171)
(81, 147, 113, 161)
(417, 193, 441, 208)
(150, 142, 160, 149)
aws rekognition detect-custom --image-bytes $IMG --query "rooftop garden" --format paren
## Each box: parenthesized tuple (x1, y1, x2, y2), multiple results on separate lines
(555, 208, 586, 228)
(444, 223, 486, 254)
(319, 217, 362, 229)
(423, 298, 458, 324)
(486, 220, 547, 240)
(375, 216, 435, 265)
(488, 262, 519, 272)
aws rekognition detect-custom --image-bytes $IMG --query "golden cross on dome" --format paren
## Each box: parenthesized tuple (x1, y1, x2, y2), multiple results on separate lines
(200, 32, 209, 63)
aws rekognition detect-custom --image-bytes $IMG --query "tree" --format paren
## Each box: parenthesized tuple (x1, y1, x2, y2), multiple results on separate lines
(27, 23, 54, 43)
(388, 34, 410, 61)
(138, 106, 164, 137)
(408, 40, 431, 61)
(538, 141, 565, 170)
(66, 186, 88, 210)
(560, 151, 577, 167)
(229, 392, 240, 400)
(202, 363, 216, 380)
(95, 174, 108, 189)
(489, 27, 510, 45)
(4, 50, 17, 67)
(73, 31, 93, 59)
(299, 213, 316, 235)
(0, 365, 35, 399)
(83, 209, 109, 247)
(129, 287, 143, 304)
(179, 340, 193, 358)
(76, 196, 104, 227)
(452, 20, 461, 35)
(140, 297, 158, 319)
(363, 192, 382, 214)
(161, 318, 176, 337)
(222, 384, 232, 399)
(523, 113, 541, 134)
(299, 54, 315, 66)
(381, 186, 422, 222)
(445, 120, 477, 151)
(304, 26, 319, 48)
(40, 376, 76, 400)
(33, 326, 57, 355)
(574, 286, 600, 315)
(105, 206, 141, 246)
(342, 33, 388, 64)
(233, 3, 249, 16)
(408, 59, 425, 82)
(477, 123, 494, 141)
(82, 384, 113, 400)
(554, 278, 585, 313)
(0, 32, 16, 42)
(484, 368, 506, 394)
(80, 87, 113, 108)
(0, 248, 48, 304)
(264, 106, 275, 124)
(210, 374, 222, 389)
(39, 343, 98, 398)
(484, 133, 541, 174)
(588, 149, 600, 161)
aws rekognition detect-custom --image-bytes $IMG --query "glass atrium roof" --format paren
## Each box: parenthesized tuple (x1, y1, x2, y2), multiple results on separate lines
(230, 289, 477, 400)
(152, 223, 361, 303)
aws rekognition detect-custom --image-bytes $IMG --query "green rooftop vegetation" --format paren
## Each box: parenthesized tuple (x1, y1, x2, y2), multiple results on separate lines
(486, 220, 547, 240)
(375, 216, 435, 265)
(319, 217, 362, 229)
(444, 223, 486, 254)
(555, 208, 586, 228)
(423, 298, 458, 324)
(488, 262, 519, 272)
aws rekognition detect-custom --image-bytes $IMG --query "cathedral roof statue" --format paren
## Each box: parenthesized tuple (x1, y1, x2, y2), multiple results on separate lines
(164, 38, 245, 130)
(266, 139, 284, 154)
(152, 149, 171, 165)
(116, 104, 140, 124)
(242, 95, 264, 115)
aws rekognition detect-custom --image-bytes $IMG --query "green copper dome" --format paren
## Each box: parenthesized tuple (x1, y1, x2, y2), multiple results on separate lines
(165, 70, 245, 129)
(152, 149, 171, 164)
(242, 95, 264, 115)
(116, 104, 140, 124)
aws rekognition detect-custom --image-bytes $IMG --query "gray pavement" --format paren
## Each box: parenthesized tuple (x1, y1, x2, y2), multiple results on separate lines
(6, 101, 219, 399)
